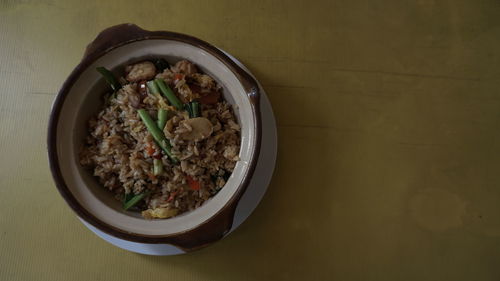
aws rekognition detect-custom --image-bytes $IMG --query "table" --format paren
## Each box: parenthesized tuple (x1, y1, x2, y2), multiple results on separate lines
(1, 0, 499, 280)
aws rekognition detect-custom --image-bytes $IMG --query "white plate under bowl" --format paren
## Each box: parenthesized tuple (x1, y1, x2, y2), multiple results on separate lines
(80, 53, 277, 255)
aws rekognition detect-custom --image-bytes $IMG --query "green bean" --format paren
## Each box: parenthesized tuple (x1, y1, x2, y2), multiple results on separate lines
(160, 140, 177, 163)
(137, 109, 178, 163)
(191, 101, 200, 118)
(148, 80, 169, 108)
(157, 109, 168, 130)
(123, 191, 151, 210)
(146, 80, 160, 95)
(184, 103, 193, 118)
(137, 109, 164, 143)
(153, 159, 163, 176)
(184, 102, 200, 118)
(96, 67, 121, 92)
(155, 79, 183, 110)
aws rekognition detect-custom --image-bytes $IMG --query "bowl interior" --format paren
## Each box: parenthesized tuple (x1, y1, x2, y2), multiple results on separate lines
(56, 39, 256, 236)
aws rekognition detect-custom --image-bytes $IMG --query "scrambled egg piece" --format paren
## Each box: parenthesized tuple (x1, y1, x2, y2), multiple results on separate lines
(142, 207, 179, 219)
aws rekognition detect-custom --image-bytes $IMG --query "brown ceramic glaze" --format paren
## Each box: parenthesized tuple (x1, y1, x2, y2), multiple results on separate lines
(47, 24, 261, 251)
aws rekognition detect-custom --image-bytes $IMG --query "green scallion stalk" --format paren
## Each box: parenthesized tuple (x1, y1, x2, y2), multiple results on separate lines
(96, 67, 121, 92)
(123, 191, 151, 210)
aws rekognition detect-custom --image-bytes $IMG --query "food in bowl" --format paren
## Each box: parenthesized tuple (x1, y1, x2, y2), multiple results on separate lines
(79, 58, 241, 219)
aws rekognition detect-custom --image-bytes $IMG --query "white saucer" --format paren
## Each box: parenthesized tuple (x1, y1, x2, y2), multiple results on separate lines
(80, 55, 277, 255)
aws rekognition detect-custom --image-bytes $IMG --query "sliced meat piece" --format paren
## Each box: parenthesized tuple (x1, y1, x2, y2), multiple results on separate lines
(190, 73, 216, 90)
(125, 61, 156, 82)
(179, 117, 213, 141)
(172, 60, 197, 75)
(118, 84, 141, 108)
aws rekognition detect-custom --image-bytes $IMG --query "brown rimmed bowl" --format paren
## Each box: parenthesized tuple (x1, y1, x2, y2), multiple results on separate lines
(47, 24, 261, 252)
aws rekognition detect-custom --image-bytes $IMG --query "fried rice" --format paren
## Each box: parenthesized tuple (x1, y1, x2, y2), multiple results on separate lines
(79, 59, 241, 219)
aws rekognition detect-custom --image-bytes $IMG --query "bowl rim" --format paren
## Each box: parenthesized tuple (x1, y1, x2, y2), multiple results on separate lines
(47, 24, 262, 251)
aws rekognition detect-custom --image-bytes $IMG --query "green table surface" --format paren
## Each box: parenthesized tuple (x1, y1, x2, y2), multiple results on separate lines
(1, 0, 500, 280)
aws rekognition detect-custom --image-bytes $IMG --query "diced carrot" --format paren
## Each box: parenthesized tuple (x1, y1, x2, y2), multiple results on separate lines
(146, 143, 155, 156)
(147, 173, 156, 181)
(186, 175, 201, 191)
(174, 73, 184, 81)
(167, 191, 178, 202)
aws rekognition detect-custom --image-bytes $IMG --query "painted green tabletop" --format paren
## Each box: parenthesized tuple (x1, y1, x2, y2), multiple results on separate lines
(1, 0, 499, 280)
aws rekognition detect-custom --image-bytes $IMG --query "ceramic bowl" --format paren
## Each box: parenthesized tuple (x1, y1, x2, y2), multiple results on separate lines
(47, 24, 262, 251)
